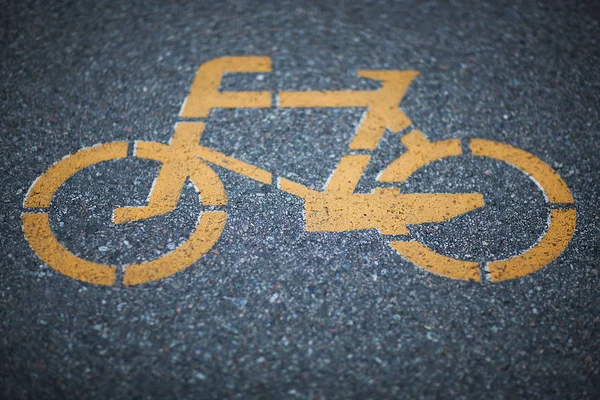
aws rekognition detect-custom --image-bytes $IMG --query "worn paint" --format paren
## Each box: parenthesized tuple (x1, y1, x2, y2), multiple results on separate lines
(304, 189, 483, 235)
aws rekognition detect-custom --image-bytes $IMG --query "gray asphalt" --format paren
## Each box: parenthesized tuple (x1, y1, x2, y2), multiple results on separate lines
(1, 0, 599, 399)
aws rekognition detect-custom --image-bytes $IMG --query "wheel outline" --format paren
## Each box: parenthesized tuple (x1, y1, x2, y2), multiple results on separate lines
(22, 141, 228, 286)
(380, 136, 576, 282)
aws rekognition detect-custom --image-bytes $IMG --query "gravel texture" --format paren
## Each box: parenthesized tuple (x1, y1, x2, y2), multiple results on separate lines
(1, 0, 599, 399)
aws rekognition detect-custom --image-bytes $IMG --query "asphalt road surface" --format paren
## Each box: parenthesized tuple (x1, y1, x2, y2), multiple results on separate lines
(1, 1, 599, 399)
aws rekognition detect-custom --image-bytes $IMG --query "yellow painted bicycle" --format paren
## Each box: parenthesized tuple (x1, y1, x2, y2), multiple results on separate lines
(22, 57, 576, 286)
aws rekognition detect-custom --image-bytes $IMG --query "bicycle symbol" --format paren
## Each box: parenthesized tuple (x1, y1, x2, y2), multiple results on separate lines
(22, 57, 576, 286)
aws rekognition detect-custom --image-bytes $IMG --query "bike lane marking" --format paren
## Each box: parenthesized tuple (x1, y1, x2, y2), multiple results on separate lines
(470, 139, 576, 281)
(181, 56, 272, 118)
(21, 56, 577, 285)
(23, 213, 118, 285)
(23, 142, 129, 285)
(279, 70, 418, 150)
(488, 209, 576, 282)
(390, 241, 481, 282)
(470, 139, 574, 204)
(24, 142, 129, 208)
(23, 141, 229, 286)
(383, 136, 576, 282)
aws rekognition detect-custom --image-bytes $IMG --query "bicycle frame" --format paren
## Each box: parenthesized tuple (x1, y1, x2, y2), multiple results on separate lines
(22, 56, 576, 285)
(113, 56, 484, 234)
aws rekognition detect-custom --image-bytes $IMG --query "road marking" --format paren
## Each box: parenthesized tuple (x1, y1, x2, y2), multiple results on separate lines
(390, 241, 481, 282)
(325, 155, 371, 193)
(23, 213, 118, 285)
(22, 56, 576, 285)
(279, 70, 418, 149)
(24, 140, 228, 285)
(115, 128, 229, 223)
(381, 135, 576, 281)
(377, 130, 462, 182)
(487, 209, 576, 281)
(123, 211, 227, 286)
(470, 139, 574, 204)
(304, 189, 483, 235)
(181, 56, 272, 118)
(25, 142, 128, 209)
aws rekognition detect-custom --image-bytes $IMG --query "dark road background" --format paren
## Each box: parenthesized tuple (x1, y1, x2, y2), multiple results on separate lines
(1, 1, 599, 398)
